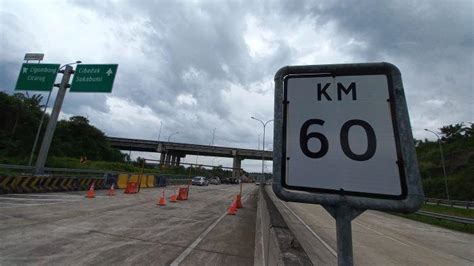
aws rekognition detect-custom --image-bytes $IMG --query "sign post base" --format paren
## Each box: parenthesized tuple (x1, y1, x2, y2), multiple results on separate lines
(323, 203, 365, 266)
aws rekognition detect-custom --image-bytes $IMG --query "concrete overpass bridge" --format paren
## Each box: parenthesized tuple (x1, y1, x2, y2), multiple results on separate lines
(106, 137, 273, 177)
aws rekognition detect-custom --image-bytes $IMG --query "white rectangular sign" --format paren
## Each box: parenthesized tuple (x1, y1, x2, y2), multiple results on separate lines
(273, 63, 424, 211)
(285, 75, 403, 197)
(24, 53, 44, 61)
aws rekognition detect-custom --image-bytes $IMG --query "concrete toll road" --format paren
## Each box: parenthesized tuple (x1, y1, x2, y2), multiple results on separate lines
(0, 184, 258, 265)
(266, 187, 474, 266)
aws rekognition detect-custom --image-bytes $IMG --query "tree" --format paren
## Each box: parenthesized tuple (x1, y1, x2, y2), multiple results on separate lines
(0, 92, 126, 163)
(439, 123, 465, 142)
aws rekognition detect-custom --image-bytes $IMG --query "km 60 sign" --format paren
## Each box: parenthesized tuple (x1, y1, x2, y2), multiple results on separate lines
(273, 63, 423, 212)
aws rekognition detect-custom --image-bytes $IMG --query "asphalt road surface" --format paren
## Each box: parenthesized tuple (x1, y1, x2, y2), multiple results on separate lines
(0, 184, 257, 265)
(267, 187, 474, 266)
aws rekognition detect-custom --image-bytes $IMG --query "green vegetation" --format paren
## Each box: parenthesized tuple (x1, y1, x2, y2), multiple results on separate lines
(415, 123, 474, 201)
(421, 203, 474, 219)
(0, 92, 125, 165)
(0, 92, 472, 195)
(392, 204, 474, 234)
(396, 212, 474, 234)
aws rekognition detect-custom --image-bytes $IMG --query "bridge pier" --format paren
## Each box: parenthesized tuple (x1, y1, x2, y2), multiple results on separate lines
(160, 152, 166, 165)
(232, 156, 242, 178)
(165, 153, 172, 166)
(160, 151, 184, 167)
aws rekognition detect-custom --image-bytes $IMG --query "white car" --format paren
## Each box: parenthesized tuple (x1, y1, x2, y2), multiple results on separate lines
(192, 176, 209, 186)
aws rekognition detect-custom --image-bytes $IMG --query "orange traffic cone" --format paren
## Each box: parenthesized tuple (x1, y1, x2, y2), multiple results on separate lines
(227, 199, 237, 215)
(235, 194, 242, 209)
(170, 190, 177, 202)
(158, 191, 166, 206)
(107, 183, 116, 196)
(86, 183, 95, 198)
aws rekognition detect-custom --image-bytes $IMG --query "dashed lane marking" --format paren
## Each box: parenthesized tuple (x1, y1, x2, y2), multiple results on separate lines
(353, 221, 410, 247)
(170, 189, 253, 266)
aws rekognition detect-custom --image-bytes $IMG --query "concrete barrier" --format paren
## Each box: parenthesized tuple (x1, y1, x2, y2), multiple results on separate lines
(147, 175, 155, 187)
(0, 175, 106, 194)
(139, 175, 148, 188)
(104, 173, 118, 189)
(254, 186, 312, 266)
(117, 173, 129, 189)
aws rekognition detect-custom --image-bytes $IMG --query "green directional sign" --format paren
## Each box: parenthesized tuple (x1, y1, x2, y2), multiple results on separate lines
(15, 63, 60, 91)
(70, 64, 118, 93)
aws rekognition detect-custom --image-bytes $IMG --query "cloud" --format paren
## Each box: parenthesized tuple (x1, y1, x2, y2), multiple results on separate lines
(0, 0, 472, 171)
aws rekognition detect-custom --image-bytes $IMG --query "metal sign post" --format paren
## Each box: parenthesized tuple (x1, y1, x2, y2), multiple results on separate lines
(272, 63, 424, 265)
(34, 65, 73, 174)
(323, 203, 364, 266)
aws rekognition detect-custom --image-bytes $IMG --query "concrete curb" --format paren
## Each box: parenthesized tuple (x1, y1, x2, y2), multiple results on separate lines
(254, 186, 313, 266)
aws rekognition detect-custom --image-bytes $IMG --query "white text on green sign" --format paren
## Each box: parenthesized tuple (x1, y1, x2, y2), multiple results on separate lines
(70, 64, 118, 93)
(15, 63, 60, 91)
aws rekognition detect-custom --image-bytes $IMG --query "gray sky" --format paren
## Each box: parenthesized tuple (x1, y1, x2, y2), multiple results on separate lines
(1, 0, 472, 172)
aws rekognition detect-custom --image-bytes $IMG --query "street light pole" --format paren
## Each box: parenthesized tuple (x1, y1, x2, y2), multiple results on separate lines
(257, 133, 261, 150)
(251, 116, 273, 185)
(168, 132, 179, 142)
(28, 89, 52, 166)
(425, 129, 450, 200)
(210, 128, 216, 146)
(158, 121, 163, 141)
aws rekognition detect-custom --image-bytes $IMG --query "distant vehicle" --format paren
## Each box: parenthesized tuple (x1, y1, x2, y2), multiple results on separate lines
(192, 176, 209, 186)
(221, 177, 238, 184)
(209, 177, 221, 185)
(255, 181, 260, 186)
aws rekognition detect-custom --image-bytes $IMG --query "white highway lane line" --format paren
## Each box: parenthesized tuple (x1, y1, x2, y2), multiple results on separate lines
(279, 200, 337, 257)
(6, 193, 85, 197)
(0, 197, 80, 202)
(170, 190, 253, 266)
(353, 221, 411, 247)
(0, 202, 63, 208)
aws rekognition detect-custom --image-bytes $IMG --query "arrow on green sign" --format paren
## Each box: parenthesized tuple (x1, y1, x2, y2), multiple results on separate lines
(15, 63, 60, 91)
(70, 64, 118, 93)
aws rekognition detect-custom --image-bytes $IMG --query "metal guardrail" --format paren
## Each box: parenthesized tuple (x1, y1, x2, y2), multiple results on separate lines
(0, 163, 117, 178)
(416, 210, 474, 225)
(425, 197, 472, 209)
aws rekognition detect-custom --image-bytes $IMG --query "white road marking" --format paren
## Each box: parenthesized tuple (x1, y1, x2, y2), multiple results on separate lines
(0, 202, 62, 207)
(354, 221, 411, 247)
(0, 197, 79, 202)
(2, 193, 107, 199)
(279, 200, 337, 257)
(6, 193, 84, 197)
(170, 190, 253, 266)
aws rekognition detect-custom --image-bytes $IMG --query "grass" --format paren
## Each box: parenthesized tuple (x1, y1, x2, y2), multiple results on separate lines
(421, 203, 474, 218)
(392, 203, 474, 234)
(396, 212, 474, 234)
